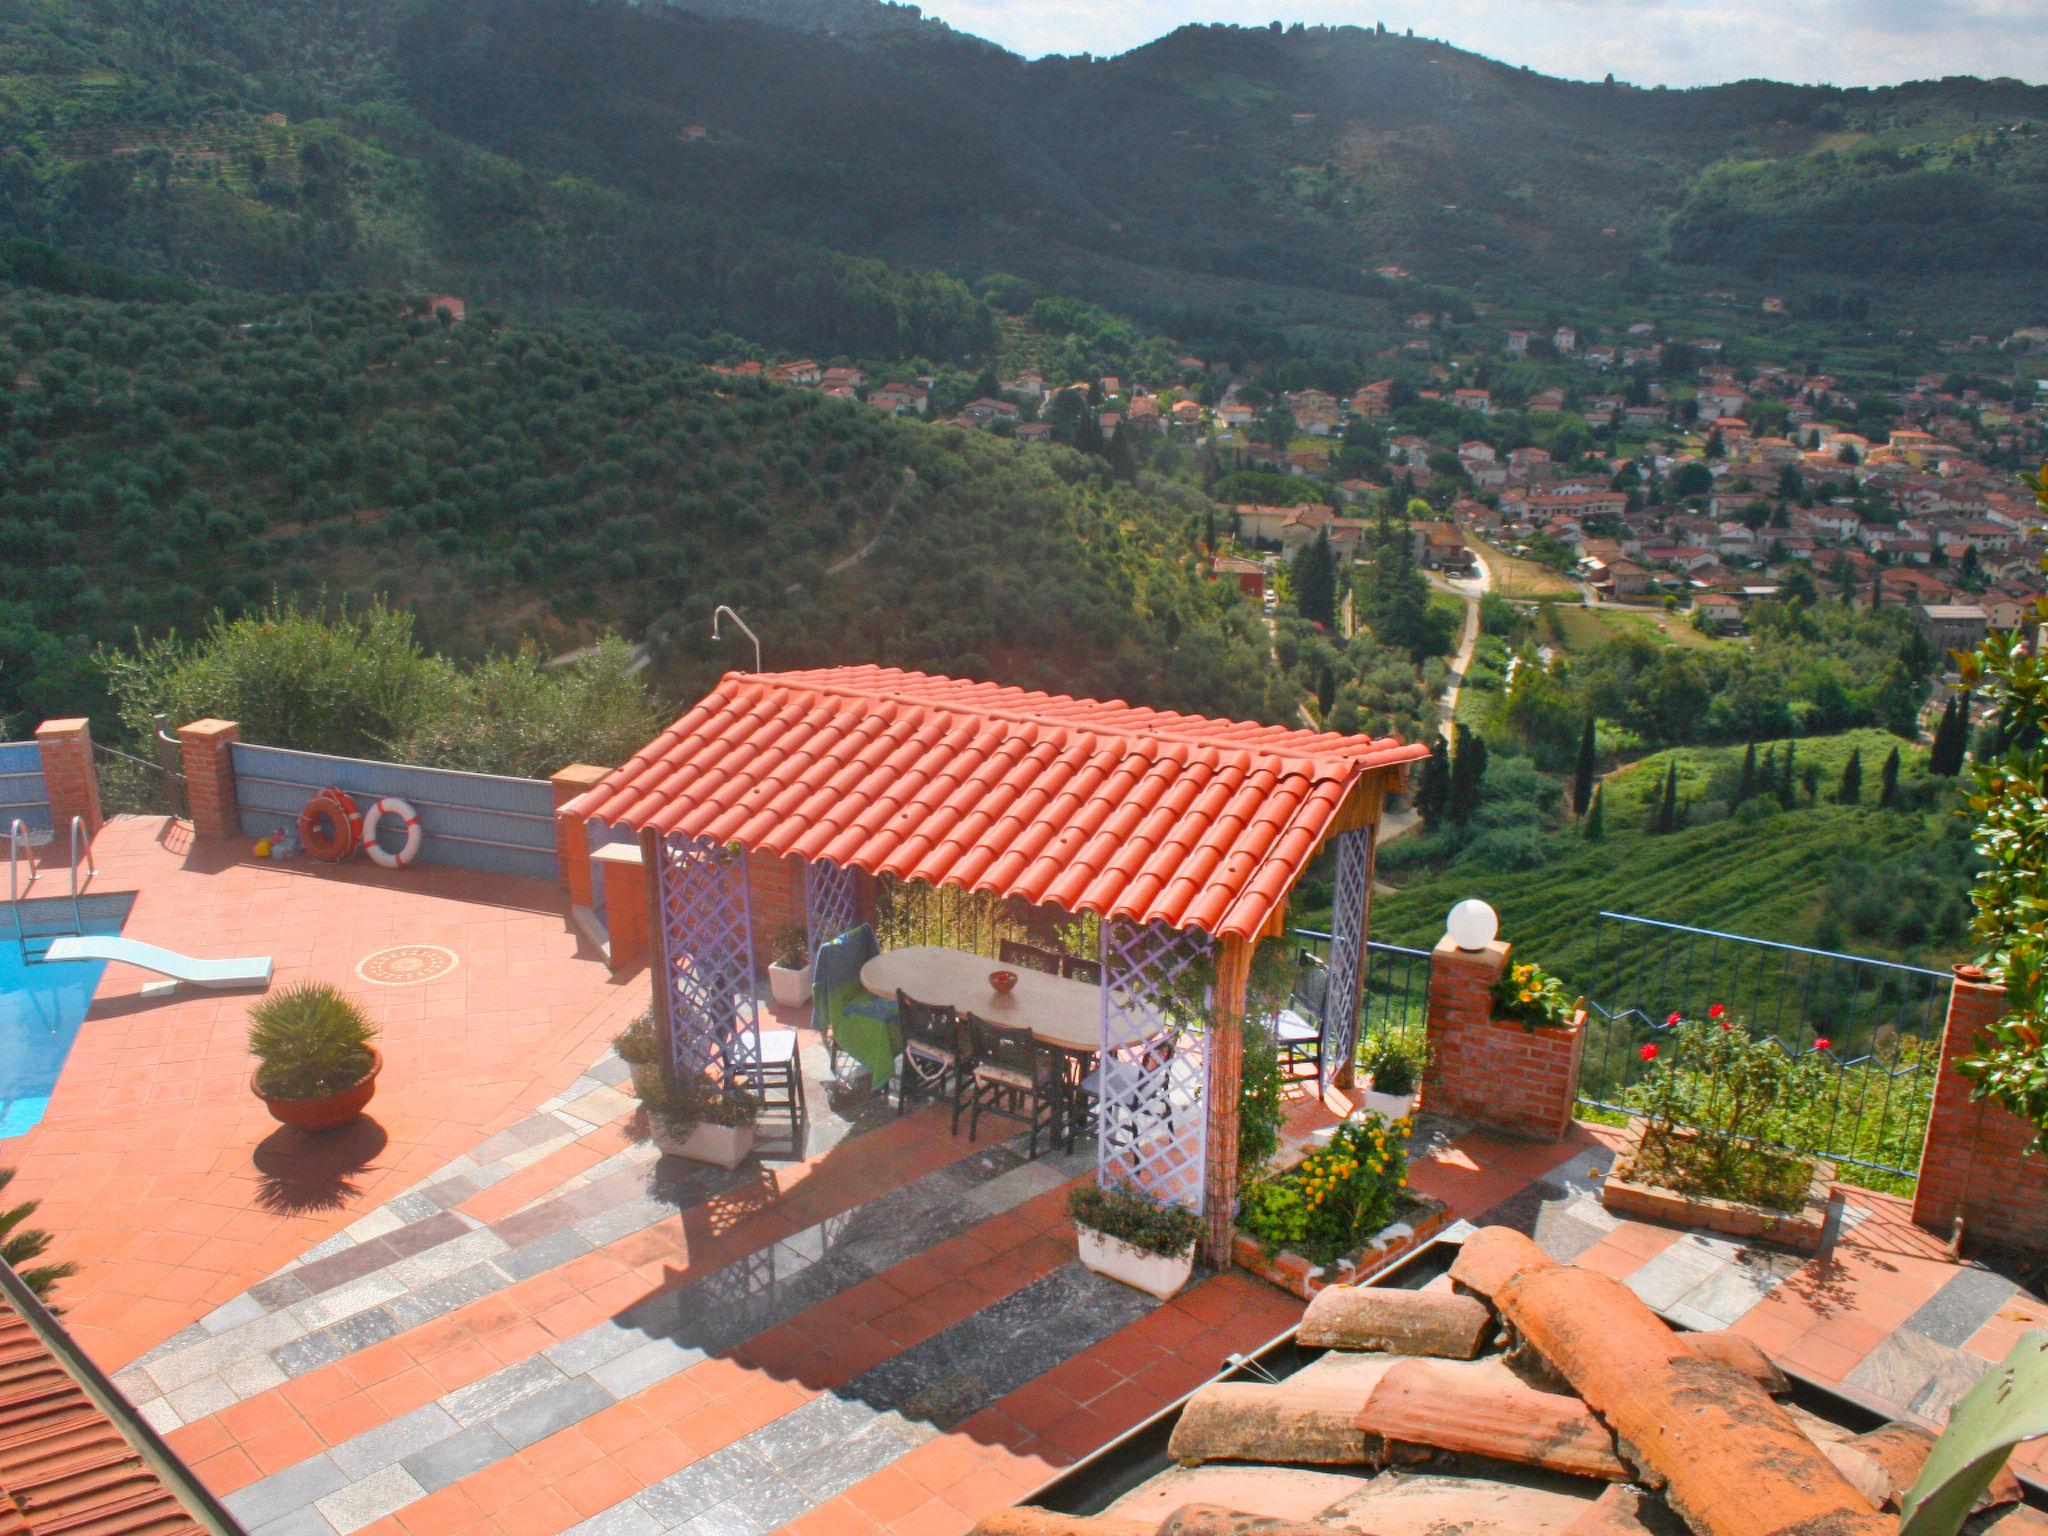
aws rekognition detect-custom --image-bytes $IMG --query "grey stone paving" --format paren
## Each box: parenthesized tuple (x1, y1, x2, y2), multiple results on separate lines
(222, 1132, 1087, 1536)
(1901, 1265, 2019, 1348)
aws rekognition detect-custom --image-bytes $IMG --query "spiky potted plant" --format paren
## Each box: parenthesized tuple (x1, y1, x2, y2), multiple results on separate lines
(1069, 1182, 1203, 1300)
(613, 1011, 666, 1102)
(643, 1078, 760, 1169)
(248, 983, 382, 1131)
(766, 925, 812, 1008)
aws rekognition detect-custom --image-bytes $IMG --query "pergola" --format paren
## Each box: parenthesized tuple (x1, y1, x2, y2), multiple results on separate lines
(568, 666, 1426, 1257)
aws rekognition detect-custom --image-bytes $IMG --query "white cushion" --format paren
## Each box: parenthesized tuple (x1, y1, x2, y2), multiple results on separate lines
(1274, 1009, 1319, 1043)
(976, 1062, 1039, 1091)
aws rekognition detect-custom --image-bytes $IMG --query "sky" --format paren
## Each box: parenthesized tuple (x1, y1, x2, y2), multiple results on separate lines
(919, 1, 2048, 89)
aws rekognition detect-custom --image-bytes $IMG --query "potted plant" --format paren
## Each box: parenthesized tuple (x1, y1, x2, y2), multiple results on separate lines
(248, 983, 382, 1131)
(766, 925, 812, 1008)
(643, 1078, 760, 1169)
(1069, 1182, 1203, 1300)
(1360, 1035, 1424, 1122)
(1491, 959, 1585, 1032)
(613, 1011, 666, 1101)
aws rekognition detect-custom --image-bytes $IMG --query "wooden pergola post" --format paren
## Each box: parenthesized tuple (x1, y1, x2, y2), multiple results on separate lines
(1202, 931, 1257, 1265)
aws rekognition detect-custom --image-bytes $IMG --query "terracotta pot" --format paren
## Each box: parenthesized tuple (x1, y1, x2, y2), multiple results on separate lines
(253, 1046, 381, 1132)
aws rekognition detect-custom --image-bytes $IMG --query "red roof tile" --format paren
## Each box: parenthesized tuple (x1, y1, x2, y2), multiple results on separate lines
(571, 667, 1426, 940)
(0, 1290, 211, 1535)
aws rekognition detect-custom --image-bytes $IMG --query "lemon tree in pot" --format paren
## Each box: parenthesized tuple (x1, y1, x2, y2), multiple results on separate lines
(613, 1011, 666, 1102)
(1069, 1182, 1203, 1300)
(249, 983, 382, 1132)
(766, 926, 812, 1008)
(643, 1078, 760, 1169)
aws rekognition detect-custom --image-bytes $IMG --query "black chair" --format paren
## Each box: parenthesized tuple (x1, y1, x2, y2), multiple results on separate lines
(1073, 1031, 1176, 1153)
(895, 990, 968, 1130)
(964, 1015, 1064, 1158)
(1059, 952, 1103, 985)
(734, 1026, 807, 1126)
(1275, 951, 1329, 1081)
(998, 938, 1066, 976)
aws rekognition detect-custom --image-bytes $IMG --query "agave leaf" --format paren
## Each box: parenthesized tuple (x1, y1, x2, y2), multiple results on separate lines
(1899, 1330, 2048, 1536)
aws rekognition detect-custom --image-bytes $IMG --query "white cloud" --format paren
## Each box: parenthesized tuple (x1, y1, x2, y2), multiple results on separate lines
(922, 0, 2048, 86)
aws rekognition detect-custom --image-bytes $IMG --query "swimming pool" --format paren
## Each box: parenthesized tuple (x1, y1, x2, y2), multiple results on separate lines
(1, 895, 134, 1139)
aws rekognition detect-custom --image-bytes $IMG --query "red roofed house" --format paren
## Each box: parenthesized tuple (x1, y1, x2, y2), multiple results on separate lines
(563, 666, 1427, 1256)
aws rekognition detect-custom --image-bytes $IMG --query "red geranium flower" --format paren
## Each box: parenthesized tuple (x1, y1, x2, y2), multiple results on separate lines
(1709, 1004, 1726, 1019)
(1814, 1036, 1832, 1052)
(1666, 1011, 1682, 1026)
(1719, 1019, 1733, 1030)
(1640, 1043, 1659, 1062)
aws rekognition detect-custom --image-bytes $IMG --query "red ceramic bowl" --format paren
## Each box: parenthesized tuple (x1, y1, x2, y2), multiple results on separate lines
(988, 970, 1019, 994)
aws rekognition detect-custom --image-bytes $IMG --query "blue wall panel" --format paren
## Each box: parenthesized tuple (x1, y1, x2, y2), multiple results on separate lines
(0, 742, 52, 835)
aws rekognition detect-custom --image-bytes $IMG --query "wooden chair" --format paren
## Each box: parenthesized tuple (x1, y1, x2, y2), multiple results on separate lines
(964, 1015, 1064, 1159)
(1059, 952, 1103, 985)
(1275, 951, 1329, 1081)
(1073, 1031, 1177, 1154)
(734, 1027, 807, 1126)
(998, 938, 1066, 976)
(895, 990, 968, 1130)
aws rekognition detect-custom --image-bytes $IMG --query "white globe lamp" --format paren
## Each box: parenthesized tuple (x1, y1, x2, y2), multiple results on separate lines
(1445, 898, 1499, 952)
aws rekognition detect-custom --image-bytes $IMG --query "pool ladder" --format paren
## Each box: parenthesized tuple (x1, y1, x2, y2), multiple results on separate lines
(8, 816, 94, 953)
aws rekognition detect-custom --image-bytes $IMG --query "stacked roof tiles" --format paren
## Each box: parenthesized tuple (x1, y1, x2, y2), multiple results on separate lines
(570, 668, 1427, 941)
(0, 1288, 214, 1535)
(975, 1227, 2047, 1536)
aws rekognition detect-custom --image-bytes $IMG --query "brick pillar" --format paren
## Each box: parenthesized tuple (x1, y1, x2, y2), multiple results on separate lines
(177, 719, 241, 842)
(33, 719, 101, 845)
(1912, 965, 2048, 1253)
(1421, 934, 1585, 1142)
(594, 841, 650, 972)
(1203, 933, 1256, 1265)
(550, 764, 611, 905)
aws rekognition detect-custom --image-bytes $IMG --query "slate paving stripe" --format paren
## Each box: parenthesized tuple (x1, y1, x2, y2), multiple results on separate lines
(221, 1138, 1059, 1534)
(1901, 1265, 2019, 1349)
(582, 1261, 1161, 1536)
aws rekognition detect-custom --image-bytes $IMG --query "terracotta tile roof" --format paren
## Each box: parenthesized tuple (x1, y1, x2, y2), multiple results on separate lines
(570, 667, 1427, 940)
(0, 1287, 215, 1535)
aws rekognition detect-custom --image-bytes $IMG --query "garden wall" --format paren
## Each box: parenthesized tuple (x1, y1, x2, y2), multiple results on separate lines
(1422, 934, 1584, 1141)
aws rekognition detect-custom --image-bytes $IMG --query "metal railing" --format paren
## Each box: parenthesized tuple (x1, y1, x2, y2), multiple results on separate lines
(7, 818, 30, 947)
(1290, 929, 1432, 1063)
(1579, 911, 1952, 1181)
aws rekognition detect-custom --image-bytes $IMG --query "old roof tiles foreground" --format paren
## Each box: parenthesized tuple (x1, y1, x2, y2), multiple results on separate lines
(569, 667, 1427, 941)
(972, 1226, 2048, 1536)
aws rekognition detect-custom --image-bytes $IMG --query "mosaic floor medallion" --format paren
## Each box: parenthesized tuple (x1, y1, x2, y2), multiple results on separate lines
(356, 944, 459, 986)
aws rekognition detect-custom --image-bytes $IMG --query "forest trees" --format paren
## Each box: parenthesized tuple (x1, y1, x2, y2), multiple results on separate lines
(1293, 529, 1339, 628)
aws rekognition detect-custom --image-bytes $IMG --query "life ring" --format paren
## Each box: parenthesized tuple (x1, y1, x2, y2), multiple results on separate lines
(362, 797, 422, 870)
(299, 788, 362, 863)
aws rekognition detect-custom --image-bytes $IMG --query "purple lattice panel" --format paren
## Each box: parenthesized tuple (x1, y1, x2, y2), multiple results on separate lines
(1321, 828, 1373, 1091)
(659, 833, 760, 1082)
(805, 860, 859, 957)
(1098, 918, 1214, 1211)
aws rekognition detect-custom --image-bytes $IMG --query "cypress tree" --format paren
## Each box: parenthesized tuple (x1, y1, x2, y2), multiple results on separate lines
(1930, 696, 1962, 776)
(1835, 747, 1862, 804)
(1778, 739, 1797, 808)
(1448, 725, 1487, 824)
(1571, 717, 1596, 817)
(1583, 786, 1605, 841)
(1657, 761, 1680, 832)
(1879, 745, 1901, 806)
(1736, 740, 1757, 803)
(1416, 733, 1451, 824)
(1294, 528, 1338, 627)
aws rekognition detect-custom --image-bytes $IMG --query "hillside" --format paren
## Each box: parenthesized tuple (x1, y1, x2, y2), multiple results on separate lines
(1369, 731, 1973, 983)
(4, 0, 2046, 362)
(0, 281, 1285, 730)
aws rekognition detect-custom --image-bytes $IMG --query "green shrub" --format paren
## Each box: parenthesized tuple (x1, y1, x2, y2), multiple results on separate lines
(1364, 1032, 1426, 1096)
(247, 983, 380, 1099)
(1068, 1183, 1204, 1258)
(1491, 959, 1582, 1031)
(1237, 1017, 1284, 1177)
(1239, 1110, 1410, 1265)
(612, 1011, 661, 1066)
(643, 1077, 759, 1131)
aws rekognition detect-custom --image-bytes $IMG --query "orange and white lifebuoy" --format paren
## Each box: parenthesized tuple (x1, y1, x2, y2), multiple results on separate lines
(299, 788, 362, 863)
(362, 797, 423, 870)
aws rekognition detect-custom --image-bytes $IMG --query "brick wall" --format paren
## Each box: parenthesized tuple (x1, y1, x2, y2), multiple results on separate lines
(745, 848, 807, 961)
(1912, 966, 2048, 1254)
(177, 719, 241, 842)
(33, 719, 101, 843)
(1421, 935, 1584, 1142)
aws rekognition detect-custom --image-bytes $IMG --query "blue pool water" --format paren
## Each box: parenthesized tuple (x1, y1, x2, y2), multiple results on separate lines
(0, 921, 122, 1139)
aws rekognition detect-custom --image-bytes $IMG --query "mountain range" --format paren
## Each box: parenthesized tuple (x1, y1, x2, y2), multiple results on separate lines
(5, 0, 2046, 357)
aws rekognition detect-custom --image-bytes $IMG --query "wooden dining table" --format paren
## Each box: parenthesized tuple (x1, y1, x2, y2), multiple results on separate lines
(859, 945, 1100, 1052)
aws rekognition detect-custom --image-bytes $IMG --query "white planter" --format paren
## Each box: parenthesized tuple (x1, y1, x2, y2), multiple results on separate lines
(651, 1119, 756, 1169)
(1360, 1080, 1418, 1124)
(1076, 1225, 1196, 1301)
(768, 962, 813, 1008)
